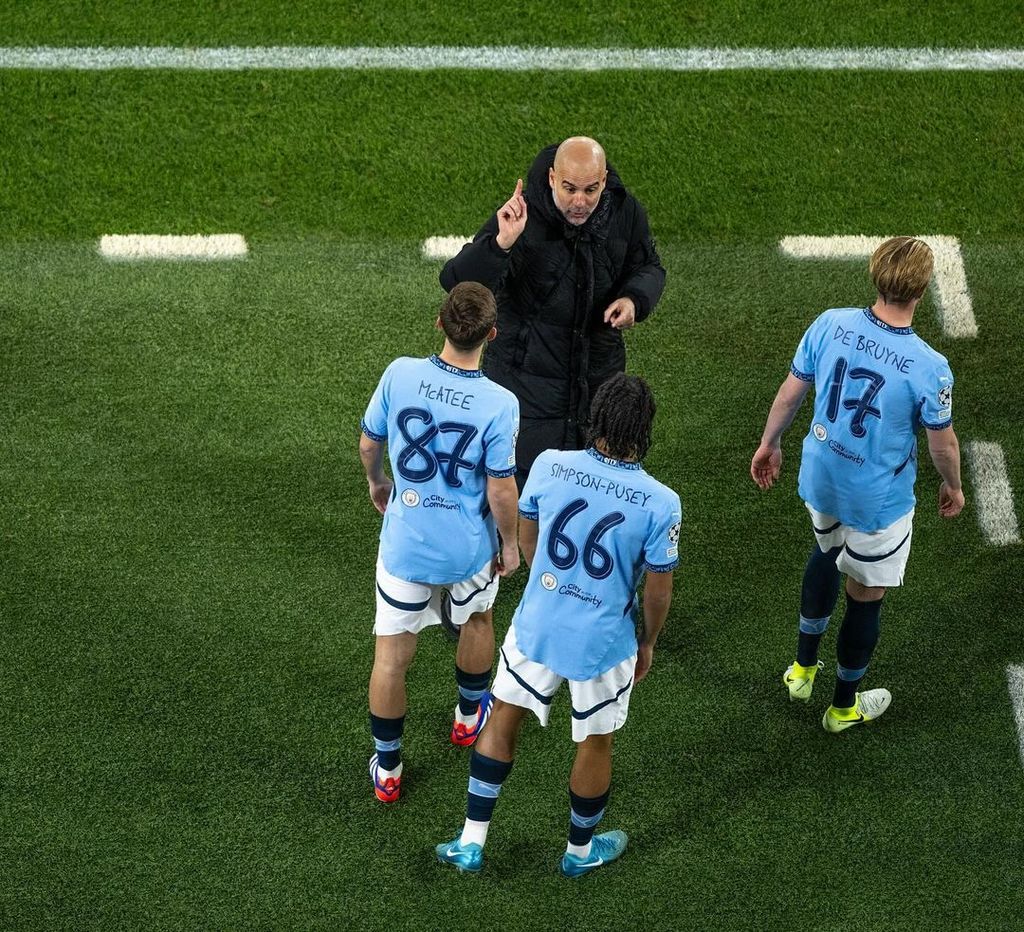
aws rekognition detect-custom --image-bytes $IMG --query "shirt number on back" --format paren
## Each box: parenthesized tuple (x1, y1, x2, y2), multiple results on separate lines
(825, 359, 885, 438)
(395, 407, 478, 487)
(547, 498, 626, 580)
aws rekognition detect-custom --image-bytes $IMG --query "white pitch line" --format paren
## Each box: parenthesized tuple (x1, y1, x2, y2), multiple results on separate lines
(1008, 665, 1024, 770)
(967, 441, 1021, 546)
(99, 234, 248, 261)
(422, 236, 473, 261)
(2, 46, 1024, 72)
(779, 235, 978, 338)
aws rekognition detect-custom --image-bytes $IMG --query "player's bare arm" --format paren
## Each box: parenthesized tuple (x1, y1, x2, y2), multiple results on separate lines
(518, 515, 539, 568)
(495, 178, 528, 251)
(359, 432, 393, 515)
(636, 569, 673, 682)
(751, 373, 813, 490)
(486, 474, 521, 576)
(926, 426, 965, 517)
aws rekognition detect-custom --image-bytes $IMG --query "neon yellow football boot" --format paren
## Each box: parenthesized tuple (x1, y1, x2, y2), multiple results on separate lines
(782, 660, 824, 702)
(822, 689, 892, 733)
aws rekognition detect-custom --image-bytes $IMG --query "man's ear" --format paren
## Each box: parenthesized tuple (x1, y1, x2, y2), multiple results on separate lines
(487, 326, 497, 343)
(548, 167, 556, 189)
(435, 316, 443, 330)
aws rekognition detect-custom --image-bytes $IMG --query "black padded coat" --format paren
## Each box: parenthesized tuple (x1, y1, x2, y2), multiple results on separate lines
(440, 144, 666, 476)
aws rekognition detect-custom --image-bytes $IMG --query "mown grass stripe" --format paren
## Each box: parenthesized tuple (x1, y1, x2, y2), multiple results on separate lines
(2, 46, 1024, 71)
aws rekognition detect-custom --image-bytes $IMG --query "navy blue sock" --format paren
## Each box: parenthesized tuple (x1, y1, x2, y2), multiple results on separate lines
(466, 751, 513, 823)
(455, 665, 491, 717)
(568, 788, 610, 847)
(369, 713, 404, 770)
(797, 545, 842, 666)
(833, 594, 883, 708)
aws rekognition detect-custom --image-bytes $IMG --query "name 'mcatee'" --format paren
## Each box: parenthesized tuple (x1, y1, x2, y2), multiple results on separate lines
(418, 380, 474, 410)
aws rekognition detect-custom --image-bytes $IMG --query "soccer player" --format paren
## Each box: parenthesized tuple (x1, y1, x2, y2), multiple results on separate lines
(359, 282, 521, 802)
(436, 374, 680, 876)
(750, 236, 965, 733)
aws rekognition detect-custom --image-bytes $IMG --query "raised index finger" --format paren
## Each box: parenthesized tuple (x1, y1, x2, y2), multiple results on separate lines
(513, 177, 523, 198)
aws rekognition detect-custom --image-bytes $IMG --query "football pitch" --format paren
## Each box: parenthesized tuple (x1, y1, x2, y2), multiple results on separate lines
(2, 3, 1023, 929)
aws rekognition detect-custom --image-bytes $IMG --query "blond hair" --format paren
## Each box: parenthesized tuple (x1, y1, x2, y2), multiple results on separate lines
(869, 237, 934, 304)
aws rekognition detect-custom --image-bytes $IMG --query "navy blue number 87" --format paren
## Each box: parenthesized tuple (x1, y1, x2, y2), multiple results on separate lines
(547, 498, 626, 581)
(395, 407, 478, 487)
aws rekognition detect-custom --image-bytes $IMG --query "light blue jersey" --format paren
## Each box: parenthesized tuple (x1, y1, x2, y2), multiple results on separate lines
(791, 307, 954, 532)
(361, 355, 520, 584)
(513, 448, 682, 681)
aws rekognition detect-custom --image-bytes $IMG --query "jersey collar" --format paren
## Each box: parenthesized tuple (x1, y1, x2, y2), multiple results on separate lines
(429, 354, 483, 378)
(863, 307, 914, 335)
(586, 447, 643, 470)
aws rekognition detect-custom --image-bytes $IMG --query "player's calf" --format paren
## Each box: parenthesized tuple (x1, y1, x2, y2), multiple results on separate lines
(436, 749, 514, 874)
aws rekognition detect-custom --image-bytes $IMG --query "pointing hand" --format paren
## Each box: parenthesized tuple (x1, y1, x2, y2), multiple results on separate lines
(496, 178, 528, 251)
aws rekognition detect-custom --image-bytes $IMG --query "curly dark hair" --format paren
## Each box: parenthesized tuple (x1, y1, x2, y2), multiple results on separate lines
(587, 373, 656, 461)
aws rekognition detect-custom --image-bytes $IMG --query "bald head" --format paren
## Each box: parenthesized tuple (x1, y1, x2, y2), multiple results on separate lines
(554, 136, 607, 174)
(549, 136, 608, 226)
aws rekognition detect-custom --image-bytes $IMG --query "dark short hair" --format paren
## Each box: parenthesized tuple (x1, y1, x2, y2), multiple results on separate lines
(439, 282, 497, 350)
(587, 373, 656, 461)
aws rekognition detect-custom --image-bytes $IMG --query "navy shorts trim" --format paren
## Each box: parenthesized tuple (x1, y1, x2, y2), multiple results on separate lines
(813, 519, 842, 535)
(571, 679, 633, 720)
(448, 572, 497, 607)
(844, 531, 911, 564)
(376, 582, 430, 613)
(500, 647, 554, 705)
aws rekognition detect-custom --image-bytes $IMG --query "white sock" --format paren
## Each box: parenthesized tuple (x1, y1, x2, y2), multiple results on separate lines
(377, 761, 402, 779)
(566, 840, 592, 858)
(454, 704, 479, 726)
(460, 818, 490, 848)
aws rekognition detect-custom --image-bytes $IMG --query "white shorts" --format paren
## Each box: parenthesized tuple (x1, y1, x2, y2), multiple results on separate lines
(491, 625, 636, 742)
(806, 504, 914, 588)
(373, 554, 498, 636)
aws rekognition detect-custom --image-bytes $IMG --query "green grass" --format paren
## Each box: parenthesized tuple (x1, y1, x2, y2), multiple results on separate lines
(2, 238, 1022, 929)
(1, 71, 1024, 243)
(2, 7, 1024, 928)
(1, 0, 1023, 48)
